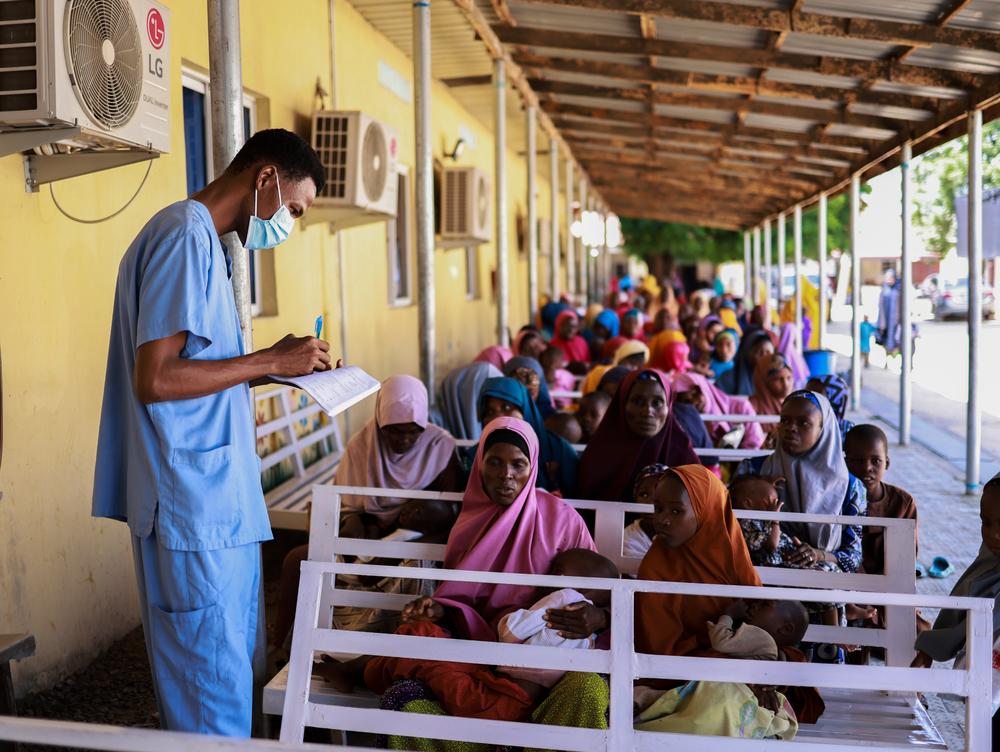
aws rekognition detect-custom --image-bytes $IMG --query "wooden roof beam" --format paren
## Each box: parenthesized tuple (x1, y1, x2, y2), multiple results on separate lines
(541, 100, 881, 150)
(510, 0, 1000, 54)
(516, 51, 952, 109)
(549, 115, 865, 159)
(488, 0, 517, 27)
(494, 26, 981, 90)
(573, 148, 824, 189)
(566, 135, 849, 171)
(586, 169, 805, 201)
(531, 78, 909, 130)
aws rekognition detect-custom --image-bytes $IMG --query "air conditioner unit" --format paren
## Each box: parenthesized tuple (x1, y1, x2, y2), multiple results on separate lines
(0, 0, 171, 156)
(439, 166, 491, 248)
(306, 110, 399, 229)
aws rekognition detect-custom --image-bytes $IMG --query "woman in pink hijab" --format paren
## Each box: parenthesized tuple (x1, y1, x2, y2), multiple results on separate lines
(671, 371, 766, 450)
(323, 418, 600, 720)
(338, 375, 462, 536)
(473, 345, 513, 371)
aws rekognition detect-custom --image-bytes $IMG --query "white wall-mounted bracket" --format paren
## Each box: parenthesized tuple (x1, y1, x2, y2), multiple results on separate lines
(23, 149, 158, 193)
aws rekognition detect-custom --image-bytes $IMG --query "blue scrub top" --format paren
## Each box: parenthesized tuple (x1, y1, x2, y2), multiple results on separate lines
(92, 200, 272, 551)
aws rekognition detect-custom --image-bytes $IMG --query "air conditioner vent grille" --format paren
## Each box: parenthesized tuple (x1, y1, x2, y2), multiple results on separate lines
(65, 0, 142, 129)
(444, 169, 467, 235)
(313, 113, 350, 200)
(360, 120, 387, 203)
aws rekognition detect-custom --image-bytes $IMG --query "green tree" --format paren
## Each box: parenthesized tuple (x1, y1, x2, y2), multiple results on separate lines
(913, 120, 1000, 258)
(620, 188, 865, 263)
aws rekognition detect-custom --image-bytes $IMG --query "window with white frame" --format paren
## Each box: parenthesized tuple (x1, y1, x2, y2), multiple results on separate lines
(465, 245, 481, 300)
(181, 71, 267, 316)
(387, 168, 413, 306)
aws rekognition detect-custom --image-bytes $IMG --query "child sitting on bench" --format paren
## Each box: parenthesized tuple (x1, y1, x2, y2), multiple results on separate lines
(497, 548, 620, 699)
(730, 475, 840, 629)
(635, 598, 808, 739)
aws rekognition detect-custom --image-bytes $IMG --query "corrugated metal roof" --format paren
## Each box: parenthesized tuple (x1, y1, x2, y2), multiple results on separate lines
(351, 0, 1000, 228)
(953, 0, 1000, 32)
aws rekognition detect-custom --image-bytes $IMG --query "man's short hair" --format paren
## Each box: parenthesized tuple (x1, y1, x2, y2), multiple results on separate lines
(227, 128, 325, 193)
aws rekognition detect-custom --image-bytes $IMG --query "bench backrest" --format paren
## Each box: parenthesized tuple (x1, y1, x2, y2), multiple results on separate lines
(452, 438, 771, 461)
(280, 554, 993, 750)
(256, 385, 344, 500)
(312, 485, 917, 665)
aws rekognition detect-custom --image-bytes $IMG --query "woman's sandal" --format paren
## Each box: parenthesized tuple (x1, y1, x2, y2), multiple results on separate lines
(927, 556, 954, 579)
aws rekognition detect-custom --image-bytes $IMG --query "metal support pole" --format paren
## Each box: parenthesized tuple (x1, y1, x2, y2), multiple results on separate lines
(743, 231, 751, 301)
(900, 143, 913, 446)
(794, 203, 803, 349)
(763, 218, 772, 316)
(565, 160, 575, 298)
(494, 60, 509, 347)
(967, 111, 983, 494)
(850, 175, 862, 409)
(413, 0, 435, 396)
(207, 0, 251, 353)
(549, 146, 560, 299)
(579, 178, 588, 304)
(752, 225, 761, 306)
(526, 106, 538, 324)
(777, 212, 786, 313)
(818, 192, 828, 350)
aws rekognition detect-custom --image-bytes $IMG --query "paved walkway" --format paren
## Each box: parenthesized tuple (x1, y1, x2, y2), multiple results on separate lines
(847, 407, 982, 750)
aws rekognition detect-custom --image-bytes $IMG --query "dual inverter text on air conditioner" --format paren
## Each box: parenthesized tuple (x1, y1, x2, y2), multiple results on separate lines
(0, 0, 171, 153)
(306, 110, 399, 229)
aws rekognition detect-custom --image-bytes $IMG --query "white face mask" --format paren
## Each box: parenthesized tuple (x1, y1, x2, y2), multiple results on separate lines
(245, 173, 294, 250)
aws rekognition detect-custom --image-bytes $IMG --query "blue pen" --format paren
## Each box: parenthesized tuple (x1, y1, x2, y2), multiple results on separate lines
(314, 315, 323, 339)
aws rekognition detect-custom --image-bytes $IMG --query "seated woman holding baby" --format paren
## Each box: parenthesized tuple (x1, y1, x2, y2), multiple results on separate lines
(321, 417, 619, 745)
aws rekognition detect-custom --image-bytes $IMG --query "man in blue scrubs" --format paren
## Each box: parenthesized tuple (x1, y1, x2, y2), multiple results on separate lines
(93, 129, 330, 736)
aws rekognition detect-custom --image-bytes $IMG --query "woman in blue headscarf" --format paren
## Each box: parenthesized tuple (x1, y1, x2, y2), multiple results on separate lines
(584, 308, 621, 361)
(539, 301, 570, 339)
(478, 377, 579, 496)
(503, 356, 555, 417)
(437, 362, 502, 440)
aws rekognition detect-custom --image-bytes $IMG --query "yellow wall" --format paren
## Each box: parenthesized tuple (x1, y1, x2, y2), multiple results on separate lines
(0, 0, 570, 692)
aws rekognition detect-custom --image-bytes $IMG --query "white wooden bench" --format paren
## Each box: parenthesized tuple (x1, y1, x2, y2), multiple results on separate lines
(264, 485, 947, 749)
(256, 386, 345, 531)
(278, 557, 992, 750)
(306, 486, 918, 664)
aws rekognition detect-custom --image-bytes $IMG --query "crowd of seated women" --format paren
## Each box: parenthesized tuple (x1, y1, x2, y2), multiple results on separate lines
(268, 274, 1000, 745)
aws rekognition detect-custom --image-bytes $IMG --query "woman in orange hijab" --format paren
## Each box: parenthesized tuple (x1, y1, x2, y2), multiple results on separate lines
(636, 464, 760, 657)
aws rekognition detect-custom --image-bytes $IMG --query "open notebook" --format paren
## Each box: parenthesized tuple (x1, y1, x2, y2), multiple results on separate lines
(270, 366, 380, 416)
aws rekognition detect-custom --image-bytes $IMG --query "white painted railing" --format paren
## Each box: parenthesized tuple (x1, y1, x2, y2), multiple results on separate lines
(453, 438, 771, 461)
(279, 556, 992, 750)
(0, 716, 359, 752)
(316, 486, 917, 665)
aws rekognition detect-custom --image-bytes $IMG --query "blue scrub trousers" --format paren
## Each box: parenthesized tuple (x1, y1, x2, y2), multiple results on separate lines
(132, 530, 263, 736)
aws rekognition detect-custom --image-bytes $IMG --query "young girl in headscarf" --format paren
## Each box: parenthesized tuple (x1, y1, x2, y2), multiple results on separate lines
(710, 329, 738, 380)
(549, 310, 590, 369)
(749, 354, 794, 437)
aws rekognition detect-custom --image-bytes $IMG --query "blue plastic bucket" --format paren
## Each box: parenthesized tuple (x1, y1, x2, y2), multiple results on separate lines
(803, 349, 837, 377)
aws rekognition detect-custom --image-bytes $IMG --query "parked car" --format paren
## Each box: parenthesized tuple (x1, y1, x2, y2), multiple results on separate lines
(932, 277, 996, 320)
